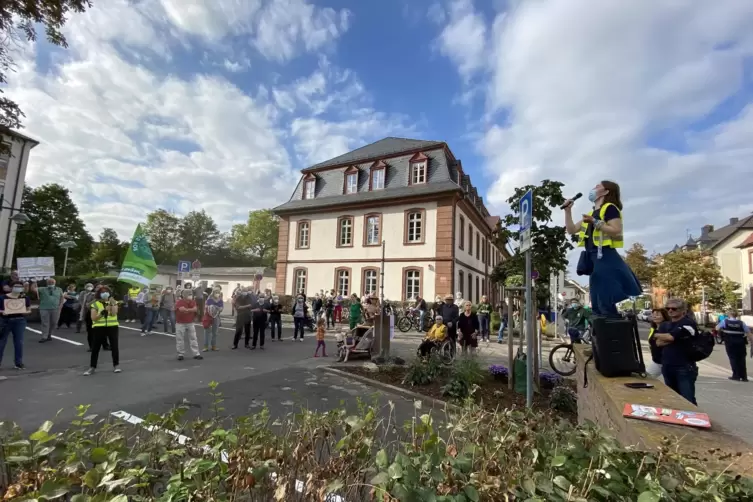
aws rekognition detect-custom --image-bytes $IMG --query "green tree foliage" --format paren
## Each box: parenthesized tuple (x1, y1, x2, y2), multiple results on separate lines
(177, 210, 221, 258)
(143, 209, 180, 264)
(491, 180, 573, 306)
(229, 209, 279, 266)
(89, 228, 127, 272)
(653, 249, 723, 307)
(706, 277, 742, 312)
(0, 1, 91, 130)
(14, 184, 94, 274)
(623, 242, 655, 285)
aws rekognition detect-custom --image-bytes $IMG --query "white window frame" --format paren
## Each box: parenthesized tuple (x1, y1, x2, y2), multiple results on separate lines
(337, 269, 350, 297)
(405, 270, 420, 300)
(297, 222, 310, 248)
(346, 172, 358, 194)
(411, 162, 426, 184)
(371, 169, 385, 190)
(295, 270, 307, 294)
(364, 270, 378, 295)
(366, 216, 380, 246)
(339, 217, 352, 246)
(407, 212, 423, 243)
(304, 179, 315, 199)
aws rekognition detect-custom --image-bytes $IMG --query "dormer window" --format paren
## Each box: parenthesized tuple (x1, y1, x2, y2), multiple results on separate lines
(369, 160, 386, 190)
(408, 152, 428, 185)
(303, 174, 316, 199)
(343, 166, 359, 194)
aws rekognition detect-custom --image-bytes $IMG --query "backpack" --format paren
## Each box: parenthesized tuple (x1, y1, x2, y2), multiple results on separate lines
(687, 330, 715, 362)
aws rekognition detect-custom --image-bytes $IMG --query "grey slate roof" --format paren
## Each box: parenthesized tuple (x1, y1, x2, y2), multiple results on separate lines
(304, 137, 445, 171)
(673, 215, 753, 251)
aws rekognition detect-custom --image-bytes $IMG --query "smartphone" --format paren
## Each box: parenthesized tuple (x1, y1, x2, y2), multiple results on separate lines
(624, 382, 654, 389)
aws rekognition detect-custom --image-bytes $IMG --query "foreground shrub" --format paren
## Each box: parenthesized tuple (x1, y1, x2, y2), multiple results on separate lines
(2, 385, 753, 501)
(441, 356, 486, 401)
(402, 353, 445, 386)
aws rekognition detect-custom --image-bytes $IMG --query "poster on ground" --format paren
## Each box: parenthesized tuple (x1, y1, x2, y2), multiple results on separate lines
(16, 257, 55, 279)
(622, 404, 711, 429)
(118, 224, 158, 287)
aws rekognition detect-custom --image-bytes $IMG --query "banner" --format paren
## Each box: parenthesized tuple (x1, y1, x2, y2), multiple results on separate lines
(118, 224, 158, 287)
(16, 257, 55, 279)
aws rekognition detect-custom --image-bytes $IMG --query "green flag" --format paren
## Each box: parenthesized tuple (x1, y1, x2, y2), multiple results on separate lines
(118, 224, 158, 287)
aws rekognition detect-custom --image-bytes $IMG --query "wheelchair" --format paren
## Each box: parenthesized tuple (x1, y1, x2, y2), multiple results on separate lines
(416, 337, 455, 364)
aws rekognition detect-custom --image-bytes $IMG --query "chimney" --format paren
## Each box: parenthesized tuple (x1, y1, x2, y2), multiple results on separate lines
(701, 224, 714, 236)
(730, 217, 739, 225)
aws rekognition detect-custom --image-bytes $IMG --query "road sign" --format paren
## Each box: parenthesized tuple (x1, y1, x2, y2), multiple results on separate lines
(531, 270, 540, 280)
(519, 189, 533, 252)
(178, 261, 191, 273)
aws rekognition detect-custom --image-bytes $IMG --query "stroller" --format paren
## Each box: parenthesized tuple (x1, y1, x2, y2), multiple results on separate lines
(335, 324, 375, 362)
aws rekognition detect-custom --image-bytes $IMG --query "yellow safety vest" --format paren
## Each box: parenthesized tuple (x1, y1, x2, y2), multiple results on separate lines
(577, 202, 624, 248)
(648, 327, 654, 339)
(91, 301, 120, 328)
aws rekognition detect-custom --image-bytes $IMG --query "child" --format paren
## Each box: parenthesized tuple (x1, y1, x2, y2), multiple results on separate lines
(314, 317, 327, 357)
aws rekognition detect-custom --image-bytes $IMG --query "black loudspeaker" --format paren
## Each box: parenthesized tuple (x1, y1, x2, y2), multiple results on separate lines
(591, 316, 646, 377)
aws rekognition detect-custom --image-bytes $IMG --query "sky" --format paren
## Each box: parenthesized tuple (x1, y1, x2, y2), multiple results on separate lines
(7, 0, 753, 270)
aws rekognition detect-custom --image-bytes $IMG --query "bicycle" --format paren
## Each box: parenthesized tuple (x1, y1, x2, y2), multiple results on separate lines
(549, 324, 591, 377)
(397, 308, 431, 332)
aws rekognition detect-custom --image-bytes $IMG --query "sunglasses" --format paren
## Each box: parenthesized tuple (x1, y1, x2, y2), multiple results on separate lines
(666, 307, 680, 311)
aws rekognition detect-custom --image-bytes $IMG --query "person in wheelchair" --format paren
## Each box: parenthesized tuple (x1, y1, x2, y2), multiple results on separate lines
(418, 315, 447, 356)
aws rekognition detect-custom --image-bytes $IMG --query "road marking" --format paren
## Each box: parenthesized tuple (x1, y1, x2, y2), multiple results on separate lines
(119, 325, 175, 338)
(25, 326, 84, 346)
(111, 410, 344, 501)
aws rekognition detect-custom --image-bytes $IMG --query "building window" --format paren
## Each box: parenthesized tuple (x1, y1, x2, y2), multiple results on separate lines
(458, 271, 464, 298)
(0, 143, 10, 181)
(476, 233, 480, 260)
(403, 267, 421, 301)
(749, 249, 753, 274)
(296, 220, 310, 249)
(468, 225, 473, 256)
(476, 276, 480, 303)
(362, 268, 379, 296)
(370, 167, 385, 190)
(364, 213, 382, 246)
(410, 162, 426, 185)
(335, 268, 351, 296)
(459, 216, 465, 250)
(344, 167, 358, 194)
(303, 179, 315, 199)
(467, 272, 473, 303)
(337, 216, 353, 247)
(293, 268, 307, 294)
(404, 209, 425, 244)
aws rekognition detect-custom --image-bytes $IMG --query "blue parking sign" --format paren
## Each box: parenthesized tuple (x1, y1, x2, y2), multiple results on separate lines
(178, 260, 191, 273)
(519, 189, 533, 232)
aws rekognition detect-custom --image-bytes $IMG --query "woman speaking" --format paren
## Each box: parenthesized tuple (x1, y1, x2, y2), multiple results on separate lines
(563, 180, 641, 318)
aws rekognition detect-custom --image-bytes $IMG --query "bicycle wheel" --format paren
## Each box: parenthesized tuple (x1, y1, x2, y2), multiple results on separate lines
(397, 316, 412, 333)
(549, 343, 577, 376)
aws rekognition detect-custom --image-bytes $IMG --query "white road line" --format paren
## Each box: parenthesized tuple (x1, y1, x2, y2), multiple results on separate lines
(26, 326, 84, 346)
(119, 325, 175, 338)
(111, 410, 343, 501)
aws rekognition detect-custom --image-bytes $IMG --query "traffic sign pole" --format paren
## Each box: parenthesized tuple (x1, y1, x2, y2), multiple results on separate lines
(519, 189, 534, 408)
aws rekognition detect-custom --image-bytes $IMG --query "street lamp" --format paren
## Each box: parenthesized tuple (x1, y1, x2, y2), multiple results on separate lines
(60, 240, 76, 276)
(0, 193, 31, 272)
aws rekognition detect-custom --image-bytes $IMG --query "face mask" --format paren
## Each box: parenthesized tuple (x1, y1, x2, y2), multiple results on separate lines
(297, 299, 303, 304)
(186, 295, 194, 300)
(166, 289, 173, 294)
(213, 293, 220, 298)
(588, 189, 599, 203)
(47, 284, 55, 289)
(12, 287, 23, 294)
(101, 293, 110, 300)
(86, 286, 93, 291)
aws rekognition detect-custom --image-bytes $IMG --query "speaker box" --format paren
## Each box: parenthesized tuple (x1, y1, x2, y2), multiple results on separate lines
(591, 316, 645, 377)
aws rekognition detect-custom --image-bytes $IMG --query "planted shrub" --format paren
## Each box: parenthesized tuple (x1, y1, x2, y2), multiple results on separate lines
(549, 384, 578, 415)
(402, 354, 445, 387)
(441, 356, 485, 401)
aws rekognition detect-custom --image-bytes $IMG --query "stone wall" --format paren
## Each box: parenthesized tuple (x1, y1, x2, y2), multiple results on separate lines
(573, 345, 753, 476)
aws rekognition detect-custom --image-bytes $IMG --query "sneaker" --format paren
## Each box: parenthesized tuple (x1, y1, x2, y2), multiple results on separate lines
(203, 347, 209, 352)
(250, 346, 256, 350)
(14, 363, 24, 370)
(141, 332, 147, 337)
(83, 368, 95, 376)
(211, 346, 218, 351)
(113, 367, 121, 373)
(178, 355, 184, 361)
(194, 355, 203, 360)
(147, 331, 152, 335)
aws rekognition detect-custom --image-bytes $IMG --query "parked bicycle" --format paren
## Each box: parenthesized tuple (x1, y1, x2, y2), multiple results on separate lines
(397, 307, 431, 332)
(548, 322, 592, 377)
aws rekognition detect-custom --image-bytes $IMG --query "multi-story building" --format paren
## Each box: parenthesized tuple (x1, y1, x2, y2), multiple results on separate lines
(0, 129, 39, 271)
(273, 137, 509, 303)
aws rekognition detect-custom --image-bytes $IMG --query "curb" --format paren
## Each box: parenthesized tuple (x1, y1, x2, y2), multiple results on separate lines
(321, 366, 459, 412)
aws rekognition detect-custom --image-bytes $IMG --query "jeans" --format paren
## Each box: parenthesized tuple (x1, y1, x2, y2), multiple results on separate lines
(142, 309, 158, 333)
(497, 316, 508, 341)
(326, 310, 334, 328)
(90, 326, 119, 368)
(269, 316, 282, 340)
(161, 309, 176, 333)
(39, 309, 59, 340)
(252, 313, 267, 348)
(175, 323, 200, 357)
(233, 318, 251, 347)
(0, 316, 26, 366)
(662, 364, 698, 405)
(137, 304, 146, 324)
(725, 337, 748, 380)
(478, 315, 489, 340)
(568, 327, 583, 344)
(418, 310, 426, 332)
(204, 316, 220, 348)
(293, 316, 305, 339)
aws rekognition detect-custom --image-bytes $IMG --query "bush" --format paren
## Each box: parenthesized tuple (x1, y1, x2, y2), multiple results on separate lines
(3, 385, 752, 501)
(402, 354, 445, 386)
(441, 356, 485, 401)
(549, 384, 578, 415)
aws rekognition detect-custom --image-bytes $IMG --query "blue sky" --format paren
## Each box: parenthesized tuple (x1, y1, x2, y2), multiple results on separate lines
(8, 0, 753, 268)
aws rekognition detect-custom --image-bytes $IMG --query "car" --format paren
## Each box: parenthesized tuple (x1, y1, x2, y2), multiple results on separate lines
(637, 309, 652, 322)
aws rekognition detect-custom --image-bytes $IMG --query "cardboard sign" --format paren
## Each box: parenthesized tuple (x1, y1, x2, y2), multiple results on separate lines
(16, 257, 55, 279)
(623, 404, 711, 429)
(3, 298, 28, 315)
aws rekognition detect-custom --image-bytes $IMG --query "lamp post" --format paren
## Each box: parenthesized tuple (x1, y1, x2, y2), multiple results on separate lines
(0, 193, 31, 272)
(60, 240, 76, 276)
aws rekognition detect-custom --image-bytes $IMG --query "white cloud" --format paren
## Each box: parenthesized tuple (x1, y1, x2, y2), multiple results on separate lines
(433, 0, 487, 83)
(435, 0, 753, 263)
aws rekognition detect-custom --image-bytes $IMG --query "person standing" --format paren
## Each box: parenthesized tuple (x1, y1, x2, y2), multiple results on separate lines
(717, 310, 751, 382)
(160, 286, 177, 335)
(349, 294, 362, 331)
(175, 289, 202, 361)
(202, 289, 224, 351)
(496, 300, 509, 343)
(58, 284, 78, 329)
(268, 295, 283, 341)
(334, 292, 343, 324)
(83, 286, 120, 375)
(76, 284, 93, 334)
(440, 294, 460, 356)
(250, 291, 268, 350)
(0, 281, 32, 369)
(135, 286, 148, 325)
(314, 317, 327, 357)
(193, 283, 205, 321)
(292, 294, 308, 341)
(476, 295, 491, 342)
(141, 289, 161, 336)
(652, 298, 699, 405)
(457, 301, 479, 354)
(647, 308, 670, 378)
(80, 284, 103, 351)
(37, 278, 64, 343)
(312, 294, 323, 322)
(324, 294, 335, 329)
(232, 288, 253, 349)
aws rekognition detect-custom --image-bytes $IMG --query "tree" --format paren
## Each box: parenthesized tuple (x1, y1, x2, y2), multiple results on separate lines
(14, 184, 93, 273)
(490, 180, 573, 306)
(623, 243, 655, 286)
(177, 210, 221, 258)
(653, 249, 722, 307)
(90, 228, 127, 272)
(143, 209, 180, 264)
(707, 278, 742, 312)
(229, 209, 279, 266)
(1, 1, 91, 131)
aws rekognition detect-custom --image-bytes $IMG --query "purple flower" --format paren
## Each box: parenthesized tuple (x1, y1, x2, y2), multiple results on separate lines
(540, 372, 563, 385)
(489, 365, 509, 376)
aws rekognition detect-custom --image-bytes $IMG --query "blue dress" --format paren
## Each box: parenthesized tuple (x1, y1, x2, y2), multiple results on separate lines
(586, 209, 642, 317)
